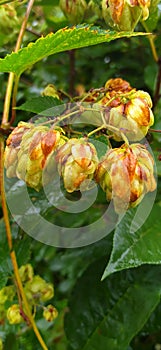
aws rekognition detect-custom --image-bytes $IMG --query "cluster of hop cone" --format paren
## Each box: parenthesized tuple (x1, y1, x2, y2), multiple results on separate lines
(0, 264, 57, 329)
(59, 0, 151, 32)
(4, 78, 156, 214)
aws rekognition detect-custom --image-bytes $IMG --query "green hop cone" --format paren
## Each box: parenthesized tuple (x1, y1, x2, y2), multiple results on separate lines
(0, 286, 15, 304)
(0, 4, 19, 45)
(85, 0, 102, 22)
(102, 0, 150, 31)
(18, 264, 34, 283)
(43, 305, 58, 322)
(60, 0, 87, 24)
(4, 121, 33, 178)
(41, 84, 61, 100)
(56, 138, 98, 192)
(24, 275, 54, 304)
(7, 304, 23, 325)
(95, 143, 156, 213)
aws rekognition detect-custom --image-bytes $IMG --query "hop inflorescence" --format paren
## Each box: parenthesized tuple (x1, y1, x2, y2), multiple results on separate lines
(0, 264, 58, 330)
(4, 78, 156, 214)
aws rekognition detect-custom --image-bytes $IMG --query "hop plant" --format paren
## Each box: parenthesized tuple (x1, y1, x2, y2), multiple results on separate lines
(7, 304, 23, 325)
(105, 77, 133, 93)
(4, 122, 33, 178)
(56, 138, 98, 192)
(18, 264, 34, 283)
(41, 84, 61, 100)
(95, 143, 156, 213)
(85, 0, 102, 22)
(43, 305, 58, 322)
(5, 123, 67, 191)
(99, 78, 154, 141)
(24, 275, 54, 304)
(0, 286, 15, 304)
(102, 0, 150, 31)
(0, 4, 20, 45)
(60, 0, 87, 24)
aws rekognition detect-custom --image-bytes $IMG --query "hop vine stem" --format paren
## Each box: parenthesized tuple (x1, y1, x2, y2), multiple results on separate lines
(0, 1, 49, 349)
(2, 0, 36, 126)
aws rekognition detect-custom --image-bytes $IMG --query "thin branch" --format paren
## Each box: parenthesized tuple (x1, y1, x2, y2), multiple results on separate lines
(141, 21, 159, 63)
(149, 128, 161, 133)
(69, 49, 76, 97)
(0, 139, 48, 350)
(2, 0, 35, 126)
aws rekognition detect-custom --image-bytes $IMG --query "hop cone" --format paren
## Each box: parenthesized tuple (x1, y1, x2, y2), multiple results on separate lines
(4, 122, 34, 178)
(16, 126, 66, 191)
(100, 79, 154, 141)
(0, 4, 19, 44)
(95, 143, 156, 213)
(102, 0, 150, 31)
(5, 122, 67, 191)
(60, 0, 87, 24)
(56, 138, 98, 192)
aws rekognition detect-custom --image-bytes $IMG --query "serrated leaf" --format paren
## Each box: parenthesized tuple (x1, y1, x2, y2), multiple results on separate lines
(16, 96, 63, 115)
(102, 204, 161, 279)
(0, 25, 148, 75)
(65, 260, 161, 350)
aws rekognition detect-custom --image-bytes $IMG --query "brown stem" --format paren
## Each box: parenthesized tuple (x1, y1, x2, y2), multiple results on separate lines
(69, 49, 76, 97)
(0, 139, 48, 350)
(26, 28, 42, 37)
(149, 128, 161, 133)
(2, 0, 35, 126)
(10, 76, 19, 125)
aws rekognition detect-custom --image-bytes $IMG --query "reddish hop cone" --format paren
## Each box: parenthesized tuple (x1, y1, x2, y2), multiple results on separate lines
(99, 81, 154, 141)
(5, 123, 67, 191)
(4, 122, 33, 178)
(105, 78, 133, 93)
(56, 138, 98, 192)
(95, 143, 156, 214)
(60, 0, 87, 24)
(102, 0, 150, 31)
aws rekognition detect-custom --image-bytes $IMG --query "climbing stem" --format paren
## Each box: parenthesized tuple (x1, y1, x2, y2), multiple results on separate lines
(2, 0, 35, 126)
(0, 139, 48, 350)
(141, 22, 158, 63)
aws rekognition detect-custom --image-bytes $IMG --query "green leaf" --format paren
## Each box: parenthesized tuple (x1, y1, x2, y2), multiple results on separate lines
(143, 301, 161, 334)
(14, 234, 33, 267)
(16, 96, 63, 115)
(102, 204, 161, 279)
(65, 260, 161, 350)
(0, 25, 148, 75)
